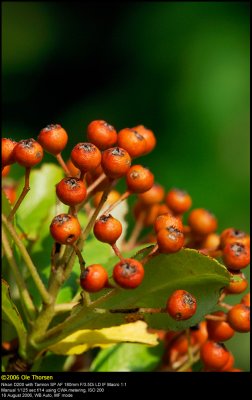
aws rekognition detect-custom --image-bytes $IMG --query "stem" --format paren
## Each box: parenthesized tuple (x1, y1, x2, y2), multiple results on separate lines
(103, 190, 131, 216)
(176, 348, 200, 372)
(86, 173, 107, 196)
(2, 229, 37, 321)
(55, 153, 70, 176)
(2, 214, 52, 306)
(54, 302, 79, 314)
(141, 243, 159, 264)
(124, 211, 145, 251)
(8, 167, 31, 221)
(71, 243, 86, 271)
(205, 314, 227, 321)
(81, 180, 114, 241)
(80, 171, 86, 181)
(218, 301, 232, 311)
(138, 307, 165, 314)
(111, 243, 125, 261)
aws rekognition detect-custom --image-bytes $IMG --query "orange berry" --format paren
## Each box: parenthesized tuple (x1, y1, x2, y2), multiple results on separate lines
(101, 147, 131, 179)
(2, 138, 17, 167)
(158, 203, 171, 216)
(66, 159, 80, 177)
(220, 228, 250, 249)
(80, 264, 108, 292)
(200, 341, 230, 370)
(93, 190, 121, 208)
(71, 143, 101, 172)
(200, 233, 220, 250)
(157, 227, 184, 253)
(227, 304, 250, 333)
(225, 272, 248, 294)
(117, 128, 146, 158)
(113, 258, 144, 289)
(138, 184, 165, 205)
(154, 213, 183, 233)
(206, 311, 235, 342)
(56, 177, 87, 206)
(241, 293, 250, 307)
(132, 125, 156, 155)
(38, 124, 68, 155)
(50, 214, 81, 245)
(126, 165, 154, 193)
(2, 185, 17, 205)
(188, 208, 217, 236)
(13, 139, 43, 168)
(2, 165, 11, 177)
(222, 242, 250, 270)
(165, 188, 192, 215)
(87, 120, 117, 150)
(220, 353, 235, 371)
(94, 214, 122, 244)
(190, 321, 208, 346)
(166, 290, 197, 321)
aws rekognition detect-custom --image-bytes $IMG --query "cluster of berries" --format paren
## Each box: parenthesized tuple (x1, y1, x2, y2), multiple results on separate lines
(2, 120, 250, 372)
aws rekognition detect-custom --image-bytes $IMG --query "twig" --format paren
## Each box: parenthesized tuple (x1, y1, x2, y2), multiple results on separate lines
(8, 167, 31, 221)
(55, 153, 70, 176)
(2, 214, 52, 306)
(103, 190, 131, 216)
(2, 228, 37, 321)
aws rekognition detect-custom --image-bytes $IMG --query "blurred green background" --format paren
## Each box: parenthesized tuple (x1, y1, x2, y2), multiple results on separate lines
(2, 2, 250, 371)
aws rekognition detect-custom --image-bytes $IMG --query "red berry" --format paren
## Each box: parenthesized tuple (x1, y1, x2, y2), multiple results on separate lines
(166, 290, 197, 321)
(113, 258, 144, 289)
(71, 143, 101, 172)
(126, 165, 154, 193)
(154, 213, 183, 233)
(101, 147, 131, 179)
(132, 125, 156, 155)
(206, 311, 234, 342)
(117, 128, 147, 158)
(227, 304, 250, 333)
(87, 120, 117, 150)
(138, 184, 165, 205)
(200, 341, 230, 370)
(80, 264, 108, 292)
(2, 138, 17, 167)
(50, 214, 81, 245)
(38, 124, 68, 155)
(157, 227, 184, 253)
(56, 177, 87, 206)
(94, 214, 122, 244)
(188, 208, 217, 236)
(13, 139, 43, 168)
(165, 188, 192, 215)
(222, 242, 250, 270)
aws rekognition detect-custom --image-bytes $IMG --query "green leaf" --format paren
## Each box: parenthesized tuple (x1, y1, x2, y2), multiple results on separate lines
(90, 341, 164, 372)
(1, 279, 27, 352)
(96, 248, 230, 331)
(48, 248, 229, 346)
(15, 163, 65, 239)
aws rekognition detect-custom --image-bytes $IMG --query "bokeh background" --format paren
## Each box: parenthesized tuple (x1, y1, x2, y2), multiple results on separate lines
(2, 2, 250, 371)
